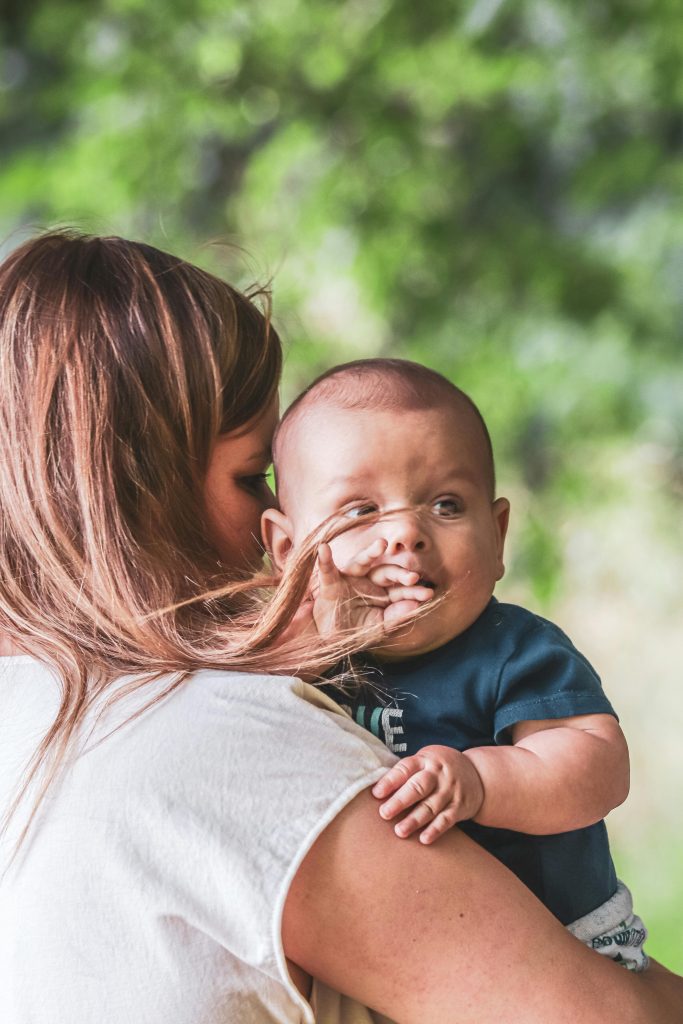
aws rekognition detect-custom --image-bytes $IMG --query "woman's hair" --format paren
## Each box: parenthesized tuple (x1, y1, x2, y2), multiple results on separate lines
(0, 230, 373, 851)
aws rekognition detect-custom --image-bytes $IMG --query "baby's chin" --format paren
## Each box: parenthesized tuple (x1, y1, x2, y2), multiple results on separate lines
(369, 596, 492, 662)
(370, 621, 457, 662)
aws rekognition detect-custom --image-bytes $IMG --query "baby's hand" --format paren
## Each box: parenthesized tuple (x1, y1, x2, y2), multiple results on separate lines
(312, 540, 433, 635)
(372, 745, 484, 844)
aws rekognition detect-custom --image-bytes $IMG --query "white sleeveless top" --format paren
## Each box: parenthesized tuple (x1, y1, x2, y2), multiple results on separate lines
(0, 657, 396, 1023)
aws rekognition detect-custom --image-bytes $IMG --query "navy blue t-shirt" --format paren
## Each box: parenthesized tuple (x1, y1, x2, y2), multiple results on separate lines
(326, 599, 619, 925)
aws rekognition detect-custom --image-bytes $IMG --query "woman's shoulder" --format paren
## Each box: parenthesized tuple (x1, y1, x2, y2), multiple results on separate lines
(3, 660, 396, 867)
(4, 658, 395, 889)
(82, 668, 394, 806)
(130, 667, 383, 748)
(2, 657, 392, 774)
(1, 663, 393, 1024)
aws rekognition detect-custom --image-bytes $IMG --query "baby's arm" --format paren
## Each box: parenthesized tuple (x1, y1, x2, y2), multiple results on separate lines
(465, 713, 629, 833)
(373, 714, 629, 844)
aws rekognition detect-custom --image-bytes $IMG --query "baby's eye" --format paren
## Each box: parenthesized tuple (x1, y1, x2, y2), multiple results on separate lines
(432, 498, 462, 518)
(344, 503, 378, 520)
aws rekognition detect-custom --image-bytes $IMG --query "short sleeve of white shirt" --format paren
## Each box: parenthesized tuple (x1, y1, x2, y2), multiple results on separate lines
(0, 660, 397, 1024)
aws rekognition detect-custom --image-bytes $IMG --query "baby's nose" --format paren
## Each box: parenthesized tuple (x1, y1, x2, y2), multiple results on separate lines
(383, 512, 429, 554)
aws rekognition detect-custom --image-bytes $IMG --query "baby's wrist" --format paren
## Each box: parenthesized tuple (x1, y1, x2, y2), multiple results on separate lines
(467, 759, 486, 821)
(461, 749, 488, 822)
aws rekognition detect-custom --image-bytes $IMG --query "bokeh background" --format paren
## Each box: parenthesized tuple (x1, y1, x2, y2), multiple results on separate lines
(2, 0, 681, 968)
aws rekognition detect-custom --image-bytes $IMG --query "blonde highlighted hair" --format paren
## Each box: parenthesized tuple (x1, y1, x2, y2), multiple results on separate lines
(0, 231, 373, 852)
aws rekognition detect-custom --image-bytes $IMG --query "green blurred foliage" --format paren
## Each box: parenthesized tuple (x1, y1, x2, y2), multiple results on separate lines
(3, 0, 683, 603)
(1, 0, 682, 972)
(613, 830, 683, 971)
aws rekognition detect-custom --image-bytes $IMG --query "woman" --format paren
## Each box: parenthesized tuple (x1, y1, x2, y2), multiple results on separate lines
(0, 231, 680, 1023)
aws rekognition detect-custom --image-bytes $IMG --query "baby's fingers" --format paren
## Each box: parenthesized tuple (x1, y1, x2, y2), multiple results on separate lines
(341, 538, 388, 577)
(372, 757, 424, 800)
(316, 543, 338, 585)
(383, 599, 422, 626)
(314, 542, 344, 605)
(385, 583, 434, 604)
(417, 805, 462, 845)
(368, 564, 420, 588)
(374, 767, 440, 823)
(391, 788, 455, 839)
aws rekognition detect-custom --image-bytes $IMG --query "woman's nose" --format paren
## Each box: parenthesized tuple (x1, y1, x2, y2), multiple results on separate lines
(383, 512, 430, 555)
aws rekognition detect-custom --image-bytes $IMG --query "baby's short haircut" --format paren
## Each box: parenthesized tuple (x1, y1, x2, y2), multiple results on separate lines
(275, 358, 496, 499)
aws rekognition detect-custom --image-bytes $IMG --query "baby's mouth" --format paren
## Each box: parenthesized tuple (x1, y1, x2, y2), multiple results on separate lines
(416, 577, 436, 591)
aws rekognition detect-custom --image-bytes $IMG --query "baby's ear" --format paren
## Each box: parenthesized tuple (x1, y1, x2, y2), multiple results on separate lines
(261, 508, 294, 572)
(492, 497, 510, 580)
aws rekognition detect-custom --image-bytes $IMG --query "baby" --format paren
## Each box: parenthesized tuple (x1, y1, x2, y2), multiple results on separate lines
(263, 357, 648, 970)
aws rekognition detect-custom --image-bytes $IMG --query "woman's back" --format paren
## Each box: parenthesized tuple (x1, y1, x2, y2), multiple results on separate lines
(0, 658, 394, 1023)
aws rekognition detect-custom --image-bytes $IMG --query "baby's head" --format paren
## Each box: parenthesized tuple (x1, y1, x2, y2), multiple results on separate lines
(263, 359, 509, 658)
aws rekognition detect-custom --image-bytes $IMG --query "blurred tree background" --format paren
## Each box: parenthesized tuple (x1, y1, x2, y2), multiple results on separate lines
(1, 0, 682, 968)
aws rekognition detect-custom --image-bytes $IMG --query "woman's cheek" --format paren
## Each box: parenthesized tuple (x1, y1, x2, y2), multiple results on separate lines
(206, 487, 265, 568)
